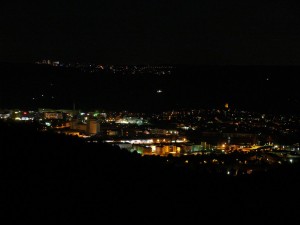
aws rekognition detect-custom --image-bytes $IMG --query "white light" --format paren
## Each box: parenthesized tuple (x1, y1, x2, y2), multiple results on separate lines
(227, 171, 230, 175)
(290, 159, 293, 163)
(157, 90, 162, 93)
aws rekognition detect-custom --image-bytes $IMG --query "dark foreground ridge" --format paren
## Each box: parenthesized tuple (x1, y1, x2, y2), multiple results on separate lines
(1, 121, 300, 224)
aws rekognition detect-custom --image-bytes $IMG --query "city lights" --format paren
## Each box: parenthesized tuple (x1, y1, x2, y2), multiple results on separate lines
(2, 1, 300, 223)
(1, 106, 299, 167)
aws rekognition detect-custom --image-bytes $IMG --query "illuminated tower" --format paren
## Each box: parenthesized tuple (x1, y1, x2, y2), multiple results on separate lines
(224, 102, 229, 118)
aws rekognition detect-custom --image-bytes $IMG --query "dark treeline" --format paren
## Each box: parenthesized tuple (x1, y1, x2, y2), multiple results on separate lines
(1, 121, 300, 224)
(1, 62, 300, 114)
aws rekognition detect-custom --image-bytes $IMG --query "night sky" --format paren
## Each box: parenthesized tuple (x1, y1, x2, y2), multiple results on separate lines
(1, 1, 300, 65)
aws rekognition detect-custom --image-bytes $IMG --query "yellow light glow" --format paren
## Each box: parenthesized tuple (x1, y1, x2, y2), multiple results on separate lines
(151, 145, 156, 152)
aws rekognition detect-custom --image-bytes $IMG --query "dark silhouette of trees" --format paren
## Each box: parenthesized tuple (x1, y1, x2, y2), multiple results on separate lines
(1, 121, 300, 224)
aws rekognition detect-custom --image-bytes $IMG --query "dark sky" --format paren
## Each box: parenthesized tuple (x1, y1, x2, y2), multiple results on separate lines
(1, 1, 300, 65)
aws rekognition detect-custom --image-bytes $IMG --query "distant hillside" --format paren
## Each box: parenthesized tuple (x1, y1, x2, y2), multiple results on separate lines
(0, 62, 299, 114)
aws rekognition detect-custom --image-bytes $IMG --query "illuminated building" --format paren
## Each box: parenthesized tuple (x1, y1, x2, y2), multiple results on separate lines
(44, 112, 63, 120)
(87, 119, 100, 135)
(161, 145, 178, 155)
(0, 112, 10, 119)
(115, 117, 145, 125)
(132, 145, 152, 155)
(52, 61, 60, 66)
(150, 129, 179, 136)
(70, 118, 100, 135)
(107, 130, 119, 136)
(114, 143, 133, 151)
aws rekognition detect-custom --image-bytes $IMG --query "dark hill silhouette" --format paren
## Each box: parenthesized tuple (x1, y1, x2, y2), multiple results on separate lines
(1, 121, 300, 224)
